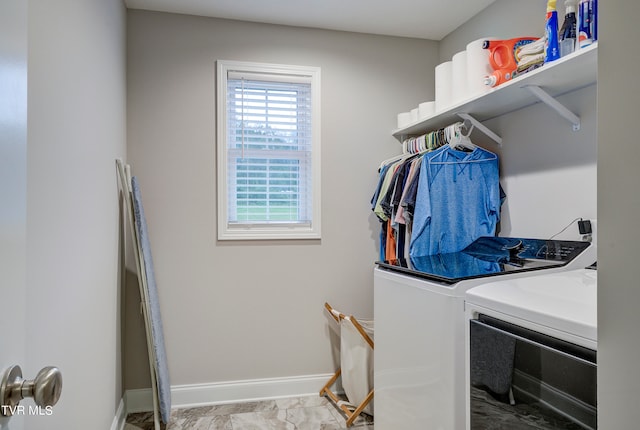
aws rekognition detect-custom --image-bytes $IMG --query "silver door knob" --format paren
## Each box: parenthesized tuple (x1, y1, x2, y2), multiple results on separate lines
(0, 365, 62, 416)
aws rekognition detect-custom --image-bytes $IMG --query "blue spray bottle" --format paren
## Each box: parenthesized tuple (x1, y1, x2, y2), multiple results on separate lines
(578, 0, 597, 48)
(545, 0, 560, 62)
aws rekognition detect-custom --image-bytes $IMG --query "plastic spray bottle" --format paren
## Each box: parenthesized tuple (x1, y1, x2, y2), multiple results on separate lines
(578, 0, 597, 48)
(560, 0, 578, 57)
(544, 0, 560, 62)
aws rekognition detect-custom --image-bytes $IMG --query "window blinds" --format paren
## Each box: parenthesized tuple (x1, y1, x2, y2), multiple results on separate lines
(226, 74, 313, 226)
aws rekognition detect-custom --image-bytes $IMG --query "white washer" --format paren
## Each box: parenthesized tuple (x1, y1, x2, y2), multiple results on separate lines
(464, 268, 597, 429)
(374, 237, 595, 430)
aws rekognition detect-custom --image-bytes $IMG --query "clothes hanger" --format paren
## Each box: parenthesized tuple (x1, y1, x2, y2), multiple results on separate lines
(449, 121, 476, 151)
(431, 121, 498, 165)
(378, 152, 413, 170)
(381, 123, 467, 170)
(379, 132, 434, 169)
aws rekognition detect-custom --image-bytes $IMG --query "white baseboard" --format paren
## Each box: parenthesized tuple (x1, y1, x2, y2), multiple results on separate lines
(124, 373, 338, 414)
(111, 397, 127, 430)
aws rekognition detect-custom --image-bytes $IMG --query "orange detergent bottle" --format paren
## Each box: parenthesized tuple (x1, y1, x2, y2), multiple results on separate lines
(482, 37, 538, 87)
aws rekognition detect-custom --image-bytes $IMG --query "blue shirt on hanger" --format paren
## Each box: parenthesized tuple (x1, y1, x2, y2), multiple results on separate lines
(409, 145, 501, 257)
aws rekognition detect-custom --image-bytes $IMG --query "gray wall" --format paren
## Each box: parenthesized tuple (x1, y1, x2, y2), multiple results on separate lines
(126, 10, 438, 388)
(439, 0, 547, 63)
(597, 0, 640, 427)
(26, 0, 126, 427)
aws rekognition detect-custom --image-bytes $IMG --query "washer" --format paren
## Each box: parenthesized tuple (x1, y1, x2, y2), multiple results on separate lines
(374, 236, 595, 430)
(464, 268, 597, 429)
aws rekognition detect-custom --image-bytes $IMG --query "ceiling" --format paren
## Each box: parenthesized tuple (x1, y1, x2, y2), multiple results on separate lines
(124, 0, 496, 40)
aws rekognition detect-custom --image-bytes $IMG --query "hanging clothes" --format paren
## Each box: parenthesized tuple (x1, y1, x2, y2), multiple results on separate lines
(372, 123, 501, 260)
(409, 145, 501, 257)
(373, 155, 419, 259)
(385, 219, 398, 260)
(372, 160, 403, 221)
(397, 156, 423, 228)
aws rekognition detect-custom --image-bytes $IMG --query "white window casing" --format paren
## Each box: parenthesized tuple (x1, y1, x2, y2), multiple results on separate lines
(217, 60, 321, 240)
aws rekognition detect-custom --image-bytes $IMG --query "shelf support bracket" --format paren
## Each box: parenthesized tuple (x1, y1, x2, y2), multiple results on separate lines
(457, 112, 502, 145)
(523, 84, 581, 131)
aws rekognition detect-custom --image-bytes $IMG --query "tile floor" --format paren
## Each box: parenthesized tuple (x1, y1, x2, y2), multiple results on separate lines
(126, 395, 374, 430)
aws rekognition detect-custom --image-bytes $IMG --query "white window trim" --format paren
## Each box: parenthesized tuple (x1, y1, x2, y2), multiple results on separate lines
(216, 60, 321, 240)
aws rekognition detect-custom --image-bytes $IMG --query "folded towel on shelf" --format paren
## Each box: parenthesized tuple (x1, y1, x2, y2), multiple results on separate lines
(514, 37, 546, 77)
(515, 37, 545, 60)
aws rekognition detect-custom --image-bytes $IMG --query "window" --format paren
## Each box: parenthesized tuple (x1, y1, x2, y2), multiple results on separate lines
(217, 61, 321, 240)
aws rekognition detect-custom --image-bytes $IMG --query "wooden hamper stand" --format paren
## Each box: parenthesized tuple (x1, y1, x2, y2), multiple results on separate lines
(320, 302, 374, 427)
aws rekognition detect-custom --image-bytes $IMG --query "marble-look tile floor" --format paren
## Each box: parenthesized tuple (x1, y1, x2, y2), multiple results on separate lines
(126, 395, 373, 430)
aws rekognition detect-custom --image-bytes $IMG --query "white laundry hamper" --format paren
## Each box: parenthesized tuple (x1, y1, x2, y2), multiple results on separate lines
(320, 302, 374, 427)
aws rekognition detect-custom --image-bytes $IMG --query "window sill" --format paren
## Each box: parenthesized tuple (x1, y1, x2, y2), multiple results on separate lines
(218, 225, 321, 241)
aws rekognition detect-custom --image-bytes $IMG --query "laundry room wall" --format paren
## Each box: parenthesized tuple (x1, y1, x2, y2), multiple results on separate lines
(438, 0, 545, 64)
(125, 10, 438, 389)
(597, 2, 640, 426)
(439, 0, 598, 241)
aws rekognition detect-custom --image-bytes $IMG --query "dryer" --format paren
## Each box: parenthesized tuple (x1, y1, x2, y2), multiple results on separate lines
(374, 236, 595, 430)
(464, 268, 597, 429)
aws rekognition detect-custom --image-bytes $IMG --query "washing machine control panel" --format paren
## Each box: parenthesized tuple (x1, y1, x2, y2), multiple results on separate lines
(376, 236, 592, 284)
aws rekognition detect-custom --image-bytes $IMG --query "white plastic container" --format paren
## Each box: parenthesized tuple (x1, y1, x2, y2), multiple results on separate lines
(397, 111, 412, 129)
(452, 50, 468, 104)
(466, 37, 497, 98)
(435, 61, 453, 112)
(418, 101, 435, 119)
